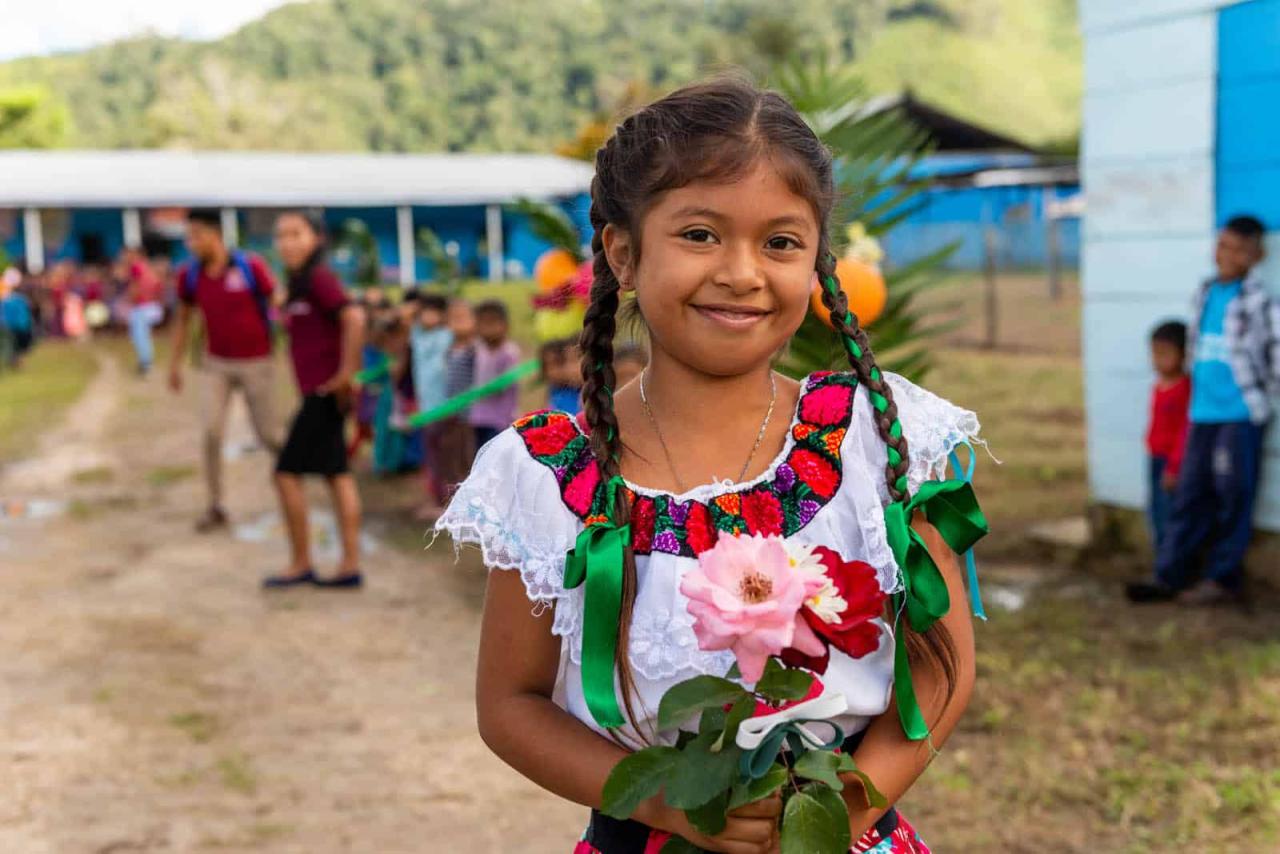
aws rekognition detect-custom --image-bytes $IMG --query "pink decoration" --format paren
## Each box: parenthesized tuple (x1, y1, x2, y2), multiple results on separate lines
(679, 533, 826, 682)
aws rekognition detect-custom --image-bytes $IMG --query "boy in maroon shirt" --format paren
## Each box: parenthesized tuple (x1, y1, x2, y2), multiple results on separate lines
(1145, 321, 1191, 553)
(168, 208, 281, 532)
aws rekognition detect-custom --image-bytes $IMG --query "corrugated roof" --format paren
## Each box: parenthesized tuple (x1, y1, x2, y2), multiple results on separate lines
(0, 150, 594, 208)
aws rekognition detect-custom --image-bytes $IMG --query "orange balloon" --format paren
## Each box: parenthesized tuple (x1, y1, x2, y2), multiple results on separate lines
(535, 248, 579, 292)
(810, 257, 887, 328)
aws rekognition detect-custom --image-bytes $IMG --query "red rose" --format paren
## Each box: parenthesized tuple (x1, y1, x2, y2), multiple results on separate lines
(788, 448, 840, 499)
(685, 502, 717, 555)
(630, 496, 656, 553)
(741, 489, 784, 536)
(802, 546, 887, 660)
(523, 416, 579, 457)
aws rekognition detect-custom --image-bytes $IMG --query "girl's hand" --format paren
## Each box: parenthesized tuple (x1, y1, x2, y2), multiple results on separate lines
(666, 794, 782, 854)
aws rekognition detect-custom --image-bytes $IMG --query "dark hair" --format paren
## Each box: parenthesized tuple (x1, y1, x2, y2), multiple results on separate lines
(187, 208, 222, 231)
(1151, 320, 1187, 353)
(474, 300, 509, 322)
(419, 293, 449, 313)
(580, 76, 950, 739)
(1225, 215, 1266, 242)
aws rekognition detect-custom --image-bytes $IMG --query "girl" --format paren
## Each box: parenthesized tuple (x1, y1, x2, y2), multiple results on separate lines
(266, 211, 366, 589)
(438, 78, 983, 853)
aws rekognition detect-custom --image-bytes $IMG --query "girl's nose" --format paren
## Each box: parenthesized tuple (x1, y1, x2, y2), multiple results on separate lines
(713, 243, 765, 294)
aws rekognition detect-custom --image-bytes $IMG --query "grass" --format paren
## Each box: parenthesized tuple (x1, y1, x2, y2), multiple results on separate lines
(146, 465, 196, 487)
(215, 753, 258, 795)
(168, 711, 221, 744)
(0, 340, 98, 465)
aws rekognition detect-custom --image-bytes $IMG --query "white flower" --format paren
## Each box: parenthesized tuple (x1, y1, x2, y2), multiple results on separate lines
(782, 542, 847, 625)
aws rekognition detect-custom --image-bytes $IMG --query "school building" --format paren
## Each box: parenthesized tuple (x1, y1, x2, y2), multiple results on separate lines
(0, 150, 594, 284)
(1079, 0, 1280, 531)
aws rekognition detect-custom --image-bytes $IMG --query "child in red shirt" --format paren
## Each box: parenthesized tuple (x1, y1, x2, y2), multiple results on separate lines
(1146, 321, 1190, 552)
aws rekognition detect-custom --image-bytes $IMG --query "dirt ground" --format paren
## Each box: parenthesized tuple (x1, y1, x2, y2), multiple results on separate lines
(0, 350, 584, 853)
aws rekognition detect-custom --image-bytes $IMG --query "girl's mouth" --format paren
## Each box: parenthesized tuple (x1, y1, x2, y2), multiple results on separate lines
(690, 303, 772, 330)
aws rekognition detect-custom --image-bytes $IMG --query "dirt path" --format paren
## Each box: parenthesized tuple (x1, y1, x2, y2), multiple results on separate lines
(0, 350, 583, 853)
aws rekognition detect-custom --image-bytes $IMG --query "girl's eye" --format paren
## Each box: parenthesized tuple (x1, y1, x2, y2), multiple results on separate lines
(767, 235, 801, 251)
(682, 228, 717, 244)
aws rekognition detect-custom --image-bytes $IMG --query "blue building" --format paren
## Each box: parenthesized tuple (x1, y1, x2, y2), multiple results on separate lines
(1079, 0, 1280, 531)
(0, 150, 593, 284)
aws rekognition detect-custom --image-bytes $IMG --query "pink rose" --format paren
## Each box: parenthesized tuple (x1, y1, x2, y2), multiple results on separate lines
(680, 533, 826, 682)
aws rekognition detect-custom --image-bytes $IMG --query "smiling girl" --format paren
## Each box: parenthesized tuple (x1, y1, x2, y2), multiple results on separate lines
(438, 78, 984, 854)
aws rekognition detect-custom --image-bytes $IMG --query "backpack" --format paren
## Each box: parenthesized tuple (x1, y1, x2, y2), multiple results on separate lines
(181, 251, 275, 346)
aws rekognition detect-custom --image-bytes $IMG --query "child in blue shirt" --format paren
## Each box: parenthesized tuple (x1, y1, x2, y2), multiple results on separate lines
(1128, 215, 1280, 605)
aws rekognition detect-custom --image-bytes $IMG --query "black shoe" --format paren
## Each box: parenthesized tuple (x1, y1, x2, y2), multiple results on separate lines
(1125, 581, 1177, 603)
(313, 572, 363, 589)
(263, 569, 315, 589)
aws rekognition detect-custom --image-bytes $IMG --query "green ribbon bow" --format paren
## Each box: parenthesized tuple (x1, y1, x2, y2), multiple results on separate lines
(883, 479, 989, 741)
(563, 473, 631, 729)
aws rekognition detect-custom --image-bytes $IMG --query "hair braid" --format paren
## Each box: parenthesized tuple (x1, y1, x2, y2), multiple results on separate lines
(814, 250, 959, 707)
(576, 147, 646, 741)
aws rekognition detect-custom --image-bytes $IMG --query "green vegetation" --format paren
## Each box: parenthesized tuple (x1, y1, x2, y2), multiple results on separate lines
(0, 0, 1079, 153)
(0, 341, 97, 464)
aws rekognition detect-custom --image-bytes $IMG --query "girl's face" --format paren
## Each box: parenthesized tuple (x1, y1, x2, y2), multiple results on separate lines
(605, 159, 819, 378)
(274, 214, 322, 271)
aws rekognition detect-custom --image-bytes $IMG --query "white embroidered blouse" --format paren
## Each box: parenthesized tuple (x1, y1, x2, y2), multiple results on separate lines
(437, 371, 981, 745)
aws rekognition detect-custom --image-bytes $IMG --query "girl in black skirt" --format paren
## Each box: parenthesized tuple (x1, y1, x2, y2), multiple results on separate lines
(265, 211, 366, 589)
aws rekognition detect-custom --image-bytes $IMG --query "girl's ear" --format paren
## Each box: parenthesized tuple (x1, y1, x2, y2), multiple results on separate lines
(601, 224, 635, 291)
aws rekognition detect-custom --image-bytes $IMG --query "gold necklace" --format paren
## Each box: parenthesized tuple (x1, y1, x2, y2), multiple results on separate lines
(639, 370, 778, 494)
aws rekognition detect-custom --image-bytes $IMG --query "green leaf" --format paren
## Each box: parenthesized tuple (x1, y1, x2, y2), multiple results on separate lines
(834, 754, 888, 809)
(754, 662, 815, 703)
(600, 746, 681, 820)
(728, 764, 789, 811)
(793, 750, 844, 791)
(698, 706, 727, 737)
(675, 730, 698, 750)
(664, 731, 742, 810)
(780, 789, 849, 854)
(684, 788, 731, 836)
(804, 783, 854, 854)
(725, 663, 741, 679)
(712, 695, 755, 753)
(657, 676, 749, 732)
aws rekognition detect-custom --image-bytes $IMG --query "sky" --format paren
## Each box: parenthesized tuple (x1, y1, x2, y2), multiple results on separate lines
(1, 0, 297, 61)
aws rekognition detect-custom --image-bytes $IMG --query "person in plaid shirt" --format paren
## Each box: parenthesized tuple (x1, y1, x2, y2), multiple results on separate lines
(1129, 215, 1280, 605)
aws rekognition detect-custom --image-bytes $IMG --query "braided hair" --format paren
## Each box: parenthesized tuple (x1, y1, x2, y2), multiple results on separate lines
(580, 76, 958, 737)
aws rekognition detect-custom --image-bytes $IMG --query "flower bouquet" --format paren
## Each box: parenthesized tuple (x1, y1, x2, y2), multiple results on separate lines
(600, 533, 891, 854)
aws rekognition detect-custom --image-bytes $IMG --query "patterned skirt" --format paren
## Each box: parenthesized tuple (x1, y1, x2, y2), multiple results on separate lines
(573, 807, 929, 854)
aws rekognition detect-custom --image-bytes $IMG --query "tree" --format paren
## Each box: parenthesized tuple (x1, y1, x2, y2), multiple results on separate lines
(0, 86, 68, 148)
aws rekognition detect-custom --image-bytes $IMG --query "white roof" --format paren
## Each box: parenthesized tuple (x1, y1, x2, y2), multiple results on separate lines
(0, 150, 595, 208)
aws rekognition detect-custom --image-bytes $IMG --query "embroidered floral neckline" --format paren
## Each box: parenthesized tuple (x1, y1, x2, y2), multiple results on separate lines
(513, 371, 858, 558)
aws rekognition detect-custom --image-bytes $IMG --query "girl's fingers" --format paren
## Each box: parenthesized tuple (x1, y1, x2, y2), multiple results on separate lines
(728, 793, 783, 819)
(718, 816, 776, 844)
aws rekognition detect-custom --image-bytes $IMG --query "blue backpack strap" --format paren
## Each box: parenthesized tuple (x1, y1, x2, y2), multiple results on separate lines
(180, 262, 201, 304)
(230, 250, 275, 348)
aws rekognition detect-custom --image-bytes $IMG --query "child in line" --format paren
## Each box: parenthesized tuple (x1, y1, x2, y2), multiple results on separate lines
(541, 337, 585, 414)
(467, 300, 521, 449)
(438, 78, 982, 853)
(1129, 215, 1280, 606)
(1144, 321, 1190, 555)
(410, 293, 453, 518)
(423, 298, 479, 509)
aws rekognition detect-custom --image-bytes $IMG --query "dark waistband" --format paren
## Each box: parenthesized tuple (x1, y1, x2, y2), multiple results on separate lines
(585, 807, 898, 853)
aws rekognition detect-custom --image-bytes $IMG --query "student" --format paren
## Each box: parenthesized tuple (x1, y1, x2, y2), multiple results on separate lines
(168, 208, 281, 532)
(410, 293, 453, 518)
(1129, 215, 1280, 605)
(123, 246, 164, 376)
(266, 211, 366, 589)
(1144, 321, 1190, 555)
(437, 78, 982, 853)
(1, 268, 34, 368)
(541, 337, 584, 414)
(467, 300, 521, 449)
(423, 298, 478, 505)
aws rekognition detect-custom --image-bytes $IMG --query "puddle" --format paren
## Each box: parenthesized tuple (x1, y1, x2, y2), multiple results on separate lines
(233, 510, 381, 562)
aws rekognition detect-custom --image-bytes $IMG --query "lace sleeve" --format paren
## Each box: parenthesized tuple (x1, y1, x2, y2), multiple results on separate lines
(434, 429, 583, 627)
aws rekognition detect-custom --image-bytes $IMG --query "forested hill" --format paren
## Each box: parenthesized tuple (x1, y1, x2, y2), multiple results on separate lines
(0, 0, 1080, 154)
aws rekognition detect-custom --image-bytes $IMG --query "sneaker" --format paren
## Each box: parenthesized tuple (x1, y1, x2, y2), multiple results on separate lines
(1177, 580, 1233, 607)
(1125, 581, 1177, 603)
(262, 569, 315, 589)
(195, 507, 229, 533)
